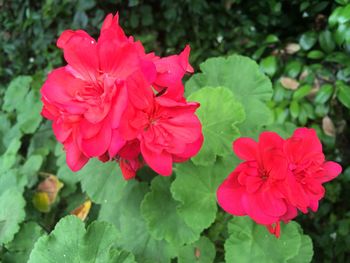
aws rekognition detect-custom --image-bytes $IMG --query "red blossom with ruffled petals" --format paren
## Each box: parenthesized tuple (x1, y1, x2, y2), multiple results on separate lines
(41, 12, 202, 178)
(217, 128, 341, 238)
(119, 73, 203, 176)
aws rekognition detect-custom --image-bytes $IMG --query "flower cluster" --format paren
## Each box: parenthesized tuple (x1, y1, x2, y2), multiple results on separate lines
(41, 13, 203, 179)
(217, 128, 342, 237)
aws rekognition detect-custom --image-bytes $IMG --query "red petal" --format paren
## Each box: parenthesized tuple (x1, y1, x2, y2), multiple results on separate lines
(64, 138, 89, 171)
(232, 138, 258, 160)
(321, 161, 342, 183)
(140, 142, 173, 176)
(217, 173, 246, 216)
(60, 32, 99, 83)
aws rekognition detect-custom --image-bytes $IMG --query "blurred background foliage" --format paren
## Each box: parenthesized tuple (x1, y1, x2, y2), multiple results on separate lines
(1, 0, 350, 262)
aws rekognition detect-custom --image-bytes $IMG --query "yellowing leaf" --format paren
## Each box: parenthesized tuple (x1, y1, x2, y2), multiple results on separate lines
(70, 200, 92, 221)
(285, 43, 301, 54)
(280, 77, 300, 90)
(322, 116, 336, 137)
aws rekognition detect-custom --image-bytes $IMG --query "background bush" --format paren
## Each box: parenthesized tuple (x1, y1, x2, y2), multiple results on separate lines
(1, 0, 350, 262)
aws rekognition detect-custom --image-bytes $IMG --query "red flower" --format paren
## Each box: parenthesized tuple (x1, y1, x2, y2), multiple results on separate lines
(282, 128, 342, 213)
(120, 73, 203, 176)
(217, 128, 341, 237)
(41, 13, 202, 178)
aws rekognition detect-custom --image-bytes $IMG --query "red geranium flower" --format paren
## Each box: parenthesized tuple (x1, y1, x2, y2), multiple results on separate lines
(41, 13, 202, 178)
(217, 128, 341, 237)
(120, 73, 203, 176)
(282, 128, 342, 213)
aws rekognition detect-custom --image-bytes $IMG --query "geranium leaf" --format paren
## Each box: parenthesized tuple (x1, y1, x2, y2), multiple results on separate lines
(171, 156, 237, 232)
(141, 177, 200, 246)
(28, 216, 136, 263)
(0, 188, 26, 245)
(188, 87, 245, 165)
(177, 236, 216, 263)
(2, 76, 32, 112)
(77, 159, 127, 204)
(186, 55, 273, 133)
(3, 222, 44, 263)
(225, 217, 312, 263)
(287, 226, 313, 263)
(99, 181, 178, 263)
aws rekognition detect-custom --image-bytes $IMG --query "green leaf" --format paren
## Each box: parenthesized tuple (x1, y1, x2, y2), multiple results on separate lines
(20, 154, 43, 187)
(334, 24, 350, 45)
(289, 100, 300, 119)
(319, 30, 335, 53)
(260, 56, 278, 76)
(28, 216, 136, 263)
(16, 90, 42, 134)
(141, 177, 200, 245)
(335, 0, 349, 5)
(287, 230, 313, 263)
(329, 7, 343, 27)
(0, 138, 21, 173)
(299, 32, 317, 50)
(3, 222, 44, 263)
(171, 157, 236, 232)
(264, 34, 279, 44)
(307, 50, 325, 59)
(314, 84, 333, 104)
(0, 188, 26, 245)
(338, 5, 350, 24)
(2, 76, 42, 134)
(225, 217, 313, 263)
(285, 60, 302, 78)
(2, 76, 32, 112)
(292, 85, 312, 100)
(78, 159, 127, 204)
(188, 87, 245, 165)
(337, 81, 350, 108)
(186, 54, 273, 134)
(177, 236, 216, 263)
(99, 181, 178, 263)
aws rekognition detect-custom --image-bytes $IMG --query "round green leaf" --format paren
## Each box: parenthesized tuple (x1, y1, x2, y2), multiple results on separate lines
(185, 54, 273, 133)
(171, 157, 236, 232)
(78, 159, 127, 204)
(3, 222, 44, 263)
(287, 232, 313, 263)
(28, 216, 136, 263)
(99, 181, 178, 263)
(177, 237, 216, 263)
(0, 188, 26, 245)
(188, 87, 245, 165)
(225, 217, 312, 263)
(141, 177, 200, 245)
